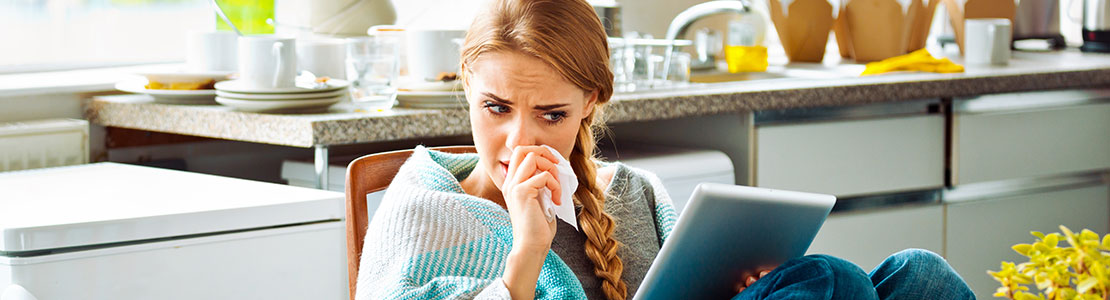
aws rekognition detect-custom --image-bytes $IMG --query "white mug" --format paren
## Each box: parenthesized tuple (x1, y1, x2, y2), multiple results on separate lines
(186, 31, 238, 72)
(238, 35, 297, 89)
(406, 29, 465, 81)
(297, 38, 347, 80)
(964, 18, 1012, 66)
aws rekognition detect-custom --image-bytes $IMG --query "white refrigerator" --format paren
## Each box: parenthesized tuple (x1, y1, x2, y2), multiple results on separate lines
(1, 163, 347, 300)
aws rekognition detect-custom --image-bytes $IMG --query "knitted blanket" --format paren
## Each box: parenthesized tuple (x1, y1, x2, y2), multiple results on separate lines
(355, 146, 678, 299)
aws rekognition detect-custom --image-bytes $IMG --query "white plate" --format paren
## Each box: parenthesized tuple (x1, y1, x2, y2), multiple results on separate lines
(215, 96, 341, 113)
(216, 89, 347, 101)
(215, 79, 349, 94)
(137, 71, 233, 85)
(115, 80, 216, 104)
(397, 90, 465, 103)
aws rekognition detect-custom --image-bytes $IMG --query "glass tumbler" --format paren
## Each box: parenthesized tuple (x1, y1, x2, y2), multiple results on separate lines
(346, 36, 400, 111)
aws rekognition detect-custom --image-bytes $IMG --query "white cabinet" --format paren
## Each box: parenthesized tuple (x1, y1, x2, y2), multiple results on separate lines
(754, 101, 944, 197)
(945, 182, 1110, 299)
(0, 163, 348, 300)
(953, 90, 1110, 185)
(807, 204, 945, 271)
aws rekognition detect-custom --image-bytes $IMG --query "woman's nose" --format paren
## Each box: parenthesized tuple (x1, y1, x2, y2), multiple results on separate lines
(504, 116, 537, 149)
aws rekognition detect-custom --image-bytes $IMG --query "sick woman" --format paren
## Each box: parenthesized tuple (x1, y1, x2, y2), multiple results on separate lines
(354, 0, 976, 299)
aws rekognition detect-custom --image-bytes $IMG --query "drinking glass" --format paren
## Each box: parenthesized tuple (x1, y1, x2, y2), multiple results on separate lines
(346, 36, 400, 111)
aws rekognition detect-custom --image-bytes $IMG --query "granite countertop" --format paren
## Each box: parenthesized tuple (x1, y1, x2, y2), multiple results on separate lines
(86, 50, 1110, 148)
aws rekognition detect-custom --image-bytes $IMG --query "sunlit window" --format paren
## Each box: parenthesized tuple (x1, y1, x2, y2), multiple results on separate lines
(0, 0, 216, 74)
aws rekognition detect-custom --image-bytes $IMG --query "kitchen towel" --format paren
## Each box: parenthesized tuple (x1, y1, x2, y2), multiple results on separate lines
(540, 145, 579, 231)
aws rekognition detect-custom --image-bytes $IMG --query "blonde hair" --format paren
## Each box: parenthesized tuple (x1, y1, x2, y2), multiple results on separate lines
(459, 0, 624, 299)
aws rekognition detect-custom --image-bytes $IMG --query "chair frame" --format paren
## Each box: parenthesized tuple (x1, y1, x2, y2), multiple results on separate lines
(344, 146, 476, 299)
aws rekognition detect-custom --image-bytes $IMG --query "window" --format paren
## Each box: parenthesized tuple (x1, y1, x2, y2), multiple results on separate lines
(0, 0, 214, 74)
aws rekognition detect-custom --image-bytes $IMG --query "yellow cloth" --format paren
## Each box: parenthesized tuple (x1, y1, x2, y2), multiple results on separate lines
(861, 49, 964, 76)
(725, 45, 768, 73)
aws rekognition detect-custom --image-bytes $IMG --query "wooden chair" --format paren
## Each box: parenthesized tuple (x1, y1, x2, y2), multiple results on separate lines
(344, 145, 476, 299)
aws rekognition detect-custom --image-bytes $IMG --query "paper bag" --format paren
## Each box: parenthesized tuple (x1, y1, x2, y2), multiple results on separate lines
(834, 0, 938, 62)
(769, 0, 836, 62)
(833, 2, 855, 58)
(906, 0, 940, 52)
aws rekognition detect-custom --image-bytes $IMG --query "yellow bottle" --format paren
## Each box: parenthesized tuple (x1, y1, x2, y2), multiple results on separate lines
(725, 45, 768, 73)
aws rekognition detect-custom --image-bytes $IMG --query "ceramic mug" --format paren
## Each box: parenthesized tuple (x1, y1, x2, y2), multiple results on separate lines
(964, 18, 1012, 66)
(405, 29, 465, 81)
(297, 38, 347, 79)
(186, 31, 238, 72)
(238, 35, 297, 89)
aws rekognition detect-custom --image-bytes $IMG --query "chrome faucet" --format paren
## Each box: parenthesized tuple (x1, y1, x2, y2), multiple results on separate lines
(662, 0, 752, 78)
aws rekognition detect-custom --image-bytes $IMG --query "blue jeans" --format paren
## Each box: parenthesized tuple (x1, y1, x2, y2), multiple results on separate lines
(731, 249, 975, 300)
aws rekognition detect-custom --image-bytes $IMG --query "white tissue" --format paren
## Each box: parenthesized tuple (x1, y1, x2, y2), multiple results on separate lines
(539, 145, 579, 231)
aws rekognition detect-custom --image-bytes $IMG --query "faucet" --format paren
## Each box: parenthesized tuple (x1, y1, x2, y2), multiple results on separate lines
(662, 0, 752, 78)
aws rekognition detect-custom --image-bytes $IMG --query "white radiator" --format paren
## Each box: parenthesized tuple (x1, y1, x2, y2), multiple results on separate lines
(0, 119, 89, 172)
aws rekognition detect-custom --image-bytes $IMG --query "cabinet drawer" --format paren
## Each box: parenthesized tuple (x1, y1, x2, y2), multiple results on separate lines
(807, 204, 944, 271)
(954, 92, 1110, 184)
(945, 183, 1110, 299)
(755, 115, 944, 197)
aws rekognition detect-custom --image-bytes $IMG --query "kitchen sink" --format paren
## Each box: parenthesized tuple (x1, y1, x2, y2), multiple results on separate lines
(689, 71, 791, 83)
(689, 66, 855, 84)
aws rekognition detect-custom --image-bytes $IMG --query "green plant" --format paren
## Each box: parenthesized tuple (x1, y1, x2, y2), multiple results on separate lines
(989, 226, 1110, 300)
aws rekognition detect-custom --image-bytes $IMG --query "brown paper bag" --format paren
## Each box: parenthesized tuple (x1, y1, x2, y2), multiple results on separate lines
(833, 3, 855, 58)
(843, 0, 915, 62)
(906, 0, 940, 51)
(769, 0, 836, 62)
(835, 0, 936, 62)
(943, 0, 1016, 54)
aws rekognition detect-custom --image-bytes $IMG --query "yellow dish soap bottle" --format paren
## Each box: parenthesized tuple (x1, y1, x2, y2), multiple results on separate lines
(724, 16, 768, 73)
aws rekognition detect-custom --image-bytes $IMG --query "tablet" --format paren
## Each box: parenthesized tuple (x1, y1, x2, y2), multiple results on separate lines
(632, 183, 836, 299)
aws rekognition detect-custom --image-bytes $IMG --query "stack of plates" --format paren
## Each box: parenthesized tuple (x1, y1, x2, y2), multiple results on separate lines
(214, 79, 350, 113)
(396, 77, 467, 109)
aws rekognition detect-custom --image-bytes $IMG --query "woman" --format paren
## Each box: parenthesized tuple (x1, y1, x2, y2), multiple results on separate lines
(355, 0, 976, 299)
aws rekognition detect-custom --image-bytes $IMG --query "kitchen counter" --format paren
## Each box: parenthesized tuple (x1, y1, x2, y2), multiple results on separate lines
(87, 50, 1110, 148)
(85, 49, 1110, 188)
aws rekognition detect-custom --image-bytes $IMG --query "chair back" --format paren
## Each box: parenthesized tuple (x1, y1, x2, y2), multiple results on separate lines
(344, 145, 476, 299)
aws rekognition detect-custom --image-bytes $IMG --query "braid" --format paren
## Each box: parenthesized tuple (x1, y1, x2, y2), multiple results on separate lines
(458, 0, 623, 297)
(570, 110, 626, 300)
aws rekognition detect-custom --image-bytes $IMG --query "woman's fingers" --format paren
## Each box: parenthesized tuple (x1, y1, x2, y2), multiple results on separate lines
(505, 148, 560, 198)
(510, 152, 558, 187)
(507, 146, 561, 179)
(736, 269, 775, 294)
(511, 170, 561, 215)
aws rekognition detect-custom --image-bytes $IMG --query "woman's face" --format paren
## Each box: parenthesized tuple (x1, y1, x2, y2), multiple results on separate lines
(465, 50, 597, 190)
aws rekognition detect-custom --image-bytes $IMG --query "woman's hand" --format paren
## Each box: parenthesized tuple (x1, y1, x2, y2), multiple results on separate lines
(735, 270, 772, 294)
(500, 145, 563, 300)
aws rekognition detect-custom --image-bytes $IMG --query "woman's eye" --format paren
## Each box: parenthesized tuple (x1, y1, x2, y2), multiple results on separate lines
(542, 111, 567, 123)
(482, 101, 509, 114)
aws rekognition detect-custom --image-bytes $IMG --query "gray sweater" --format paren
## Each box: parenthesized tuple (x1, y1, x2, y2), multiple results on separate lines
(551, 163, 672, 298)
